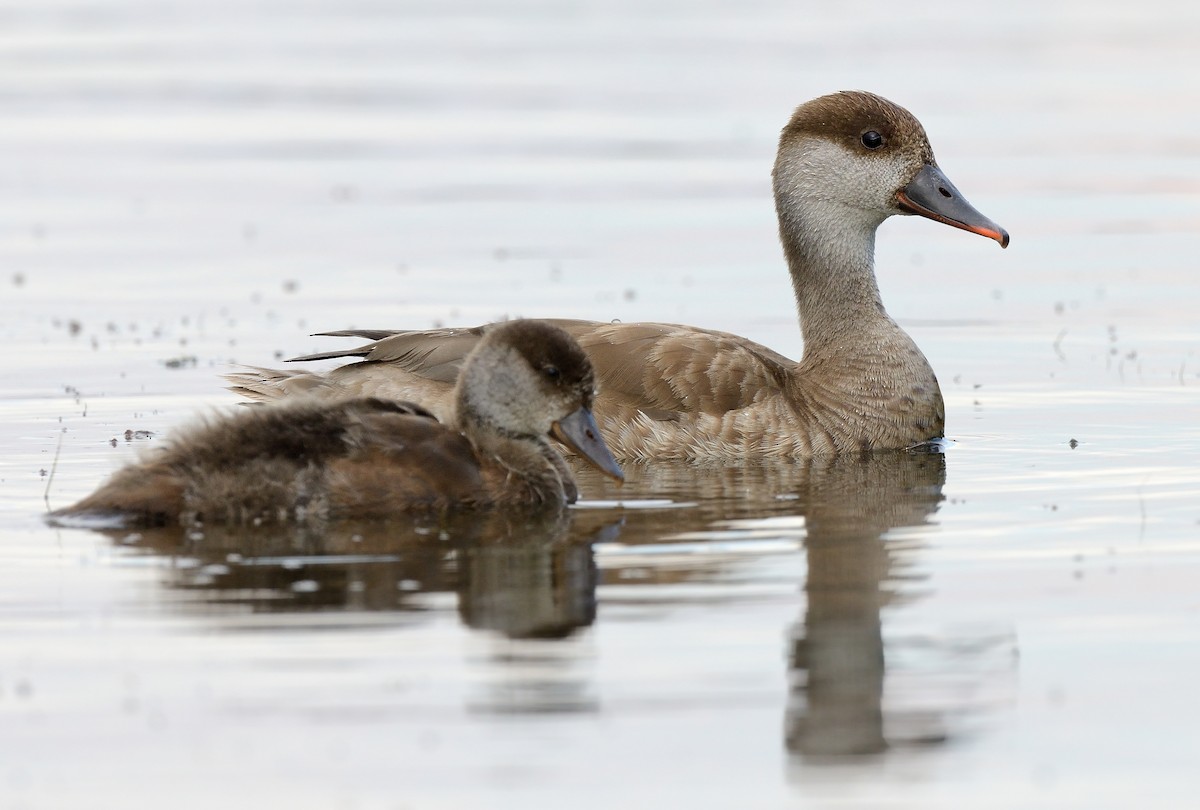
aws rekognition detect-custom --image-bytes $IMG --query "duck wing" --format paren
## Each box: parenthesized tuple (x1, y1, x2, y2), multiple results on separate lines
(561, 321, 796, 420)
(289, 325, 488, 384)
(286, 319, 795, 420)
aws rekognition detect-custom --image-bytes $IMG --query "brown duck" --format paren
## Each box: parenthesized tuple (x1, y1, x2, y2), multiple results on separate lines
(227, 91, 1008, 461)
(54, 320, 624, 527)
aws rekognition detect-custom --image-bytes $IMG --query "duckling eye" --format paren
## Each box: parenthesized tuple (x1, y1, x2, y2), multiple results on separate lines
(542, 365, 560, 380)
(860, 130, 885, 150)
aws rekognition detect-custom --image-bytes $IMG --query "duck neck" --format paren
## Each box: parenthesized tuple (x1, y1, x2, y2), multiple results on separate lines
(775, 202, 894, 359)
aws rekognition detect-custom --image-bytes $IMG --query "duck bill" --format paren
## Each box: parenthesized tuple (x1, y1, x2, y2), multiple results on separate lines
(550, 408, 625, 484)
(897, 164, 1010, 248)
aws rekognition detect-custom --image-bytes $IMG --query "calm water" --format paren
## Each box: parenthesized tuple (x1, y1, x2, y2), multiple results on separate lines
(3, 1, 1200, 807)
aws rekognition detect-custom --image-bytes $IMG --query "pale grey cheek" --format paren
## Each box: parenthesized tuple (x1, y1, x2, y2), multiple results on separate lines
(840, 157, 908, 210)
(783, 140, 902, 210)
(878, 161, 914, 203)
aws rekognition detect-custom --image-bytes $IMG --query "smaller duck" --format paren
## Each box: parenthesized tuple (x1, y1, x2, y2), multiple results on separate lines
(51, 320, 623, 528)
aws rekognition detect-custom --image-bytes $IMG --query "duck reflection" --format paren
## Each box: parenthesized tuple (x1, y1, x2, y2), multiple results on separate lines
(782, 451, 943, 758)
(96, 508, 620, 716)
(92, 448, 990, 741)
(105, 508, 617, 640)
(457, 522, 608, 640)
(576, 449, 949, 757)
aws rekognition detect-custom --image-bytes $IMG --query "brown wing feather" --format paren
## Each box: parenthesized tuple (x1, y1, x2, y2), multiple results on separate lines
(561, 322, 796, 418)
(316, 329, 402, 341)
(291, 326, 488, 384)
(283, 319, 796, 421)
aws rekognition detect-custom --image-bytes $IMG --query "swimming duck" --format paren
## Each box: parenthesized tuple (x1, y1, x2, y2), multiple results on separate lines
(54, 320, 623, 527)
(227, 91, 1008, 461)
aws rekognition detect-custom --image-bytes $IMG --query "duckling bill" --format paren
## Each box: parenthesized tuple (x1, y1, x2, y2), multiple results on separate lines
(52, 321, 623, 528)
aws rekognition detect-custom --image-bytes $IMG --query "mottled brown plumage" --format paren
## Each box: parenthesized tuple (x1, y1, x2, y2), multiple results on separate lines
(54, 321, 622, 527)
(226, 92, 1008, 461)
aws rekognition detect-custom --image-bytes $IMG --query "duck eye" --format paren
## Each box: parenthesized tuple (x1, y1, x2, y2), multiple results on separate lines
(860, 130, 884, 150)
(543, 365, 560, 380)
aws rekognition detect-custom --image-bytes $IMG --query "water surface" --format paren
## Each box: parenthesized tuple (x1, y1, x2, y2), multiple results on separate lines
(2, 1, 1200, 808)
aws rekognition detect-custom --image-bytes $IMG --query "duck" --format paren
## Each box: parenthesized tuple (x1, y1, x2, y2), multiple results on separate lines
(226, 91, 1008, 461)
(53, 320, 624, 528)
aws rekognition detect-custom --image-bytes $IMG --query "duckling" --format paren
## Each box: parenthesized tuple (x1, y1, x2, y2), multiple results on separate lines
(53, 320, 623, 527)
(226, 91, 1008, 461)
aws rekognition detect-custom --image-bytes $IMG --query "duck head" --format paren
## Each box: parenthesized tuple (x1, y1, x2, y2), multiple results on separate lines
(456, 320, 624, 483)
(772, 90, 1008, 249)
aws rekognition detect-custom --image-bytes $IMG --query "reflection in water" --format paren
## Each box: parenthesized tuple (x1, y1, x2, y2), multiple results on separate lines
(580, 450, 1007, 758)
(102, 509, 620, 717)
(106, 509, 615, 641)
(783, 451, 944, 758)
(458, 526, 604, 640)
(90, 449, 1010, 741)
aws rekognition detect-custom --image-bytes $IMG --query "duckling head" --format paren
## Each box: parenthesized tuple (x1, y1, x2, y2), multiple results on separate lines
(455, 320, 624, 482)
(772, 90, 1008, 252)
